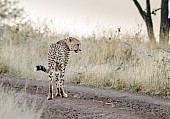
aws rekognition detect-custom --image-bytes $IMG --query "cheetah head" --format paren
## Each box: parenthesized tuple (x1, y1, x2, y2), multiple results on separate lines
(66, 37, 81, 53)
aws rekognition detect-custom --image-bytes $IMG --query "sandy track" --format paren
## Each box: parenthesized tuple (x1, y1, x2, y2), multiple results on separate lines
(0, 75, 169, 119)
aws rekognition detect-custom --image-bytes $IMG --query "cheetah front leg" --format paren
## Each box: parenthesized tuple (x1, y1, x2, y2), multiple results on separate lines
(47, 72, 53, 100)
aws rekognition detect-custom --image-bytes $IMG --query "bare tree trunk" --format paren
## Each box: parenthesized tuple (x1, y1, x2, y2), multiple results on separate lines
(159, 0, 169, 45)
(133, 0, 156, 43)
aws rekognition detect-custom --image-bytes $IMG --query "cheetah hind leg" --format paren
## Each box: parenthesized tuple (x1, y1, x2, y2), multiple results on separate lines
(55, 84, 67, 97)
(56, 82, 68, 97)
(47, 72, 53, 100)
(56, 82, 61, 97)
(60, 81, 68, 97)
(60, 87, 68, 97)
(55, 72, 61, 97)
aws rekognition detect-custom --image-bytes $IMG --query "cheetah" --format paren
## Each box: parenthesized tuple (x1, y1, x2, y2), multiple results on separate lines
(34, 37, 81, 100)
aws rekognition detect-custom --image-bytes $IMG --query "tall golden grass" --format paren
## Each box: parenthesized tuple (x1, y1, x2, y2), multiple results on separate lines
(0, 23, 169, 96)
(0, 86, 42, 119)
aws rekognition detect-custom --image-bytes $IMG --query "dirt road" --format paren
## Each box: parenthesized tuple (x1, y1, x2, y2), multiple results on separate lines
(0, 75, 169, 119)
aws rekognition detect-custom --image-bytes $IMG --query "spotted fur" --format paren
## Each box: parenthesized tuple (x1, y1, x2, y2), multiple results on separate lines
(34, 37, 81, 100)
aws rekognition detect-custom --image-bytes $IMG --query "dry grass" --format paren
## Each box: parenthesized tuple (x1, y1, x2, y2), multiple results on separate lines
(0, 23, 169, 96)
(0, 86, 42, 119)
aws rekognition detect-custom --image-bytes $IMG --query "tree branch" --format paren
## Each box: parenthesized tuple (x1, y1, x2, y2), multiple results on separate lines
(132, 0, 146, 20)
(151, 8, 161, 15)
(146, 0, 151, 15)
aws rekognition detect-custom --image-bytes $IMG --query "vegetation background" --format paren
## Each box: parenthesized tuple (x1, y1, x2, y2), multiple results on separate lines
(0, 20, 170, 96)
(0, 0, 170, 118)
(0, 0, 169, 96)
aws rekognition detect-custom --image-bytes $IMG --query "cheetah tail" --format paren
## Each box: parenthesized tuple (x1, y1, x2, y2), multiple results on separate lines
(34, 65, 49, 73)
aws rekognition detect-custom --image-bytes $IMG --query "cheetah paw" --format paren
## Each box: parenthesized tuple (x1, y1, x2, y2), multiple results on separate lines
(63, 93, 68, 98)
(47, 96, 53, 100)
